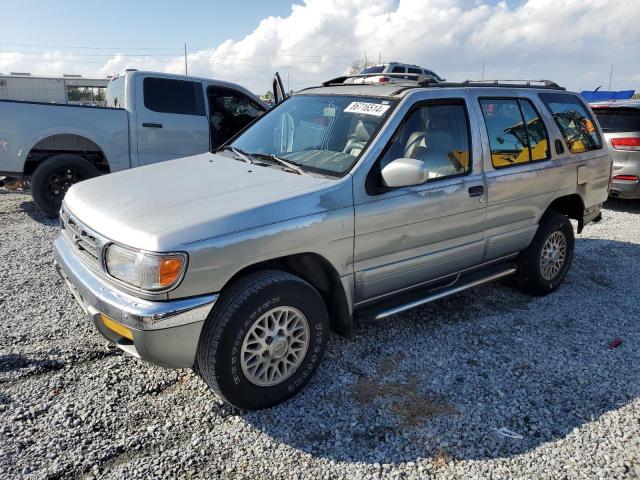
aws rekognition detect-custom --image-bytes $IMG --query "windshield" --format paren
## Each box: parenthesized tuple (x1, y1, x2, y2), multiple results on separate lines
(229, 95, 396, 176)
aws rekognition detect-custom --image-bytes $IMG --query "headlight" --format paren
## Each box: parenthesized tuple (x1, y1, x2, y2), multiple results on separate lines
(104, 244, 187, 291)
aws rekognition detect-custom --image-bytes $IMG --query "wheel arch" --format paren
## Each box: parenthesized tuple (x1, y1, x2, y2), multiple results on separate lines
(544, 193, 585, 231)
(222, 253, 353, 338)
(23, 131, 111, 176)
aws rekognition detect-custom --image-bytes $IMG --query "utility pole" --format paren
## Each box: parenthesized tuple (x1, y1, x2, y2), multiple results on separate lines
(608, 63, 613, 91)
(481, 57, 485, 81)
(184, 43, 188, 76)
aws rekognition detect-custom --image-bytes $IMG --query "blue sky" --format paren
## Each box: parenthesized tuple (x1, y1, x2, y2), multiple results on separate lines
(1, 0, 637, 94)
(0, 0, 299, 53)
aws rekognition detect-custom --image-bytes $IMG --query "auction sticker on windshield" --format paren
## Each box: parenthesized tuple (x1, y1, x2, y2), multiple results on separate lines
(344, 102, 390, 117)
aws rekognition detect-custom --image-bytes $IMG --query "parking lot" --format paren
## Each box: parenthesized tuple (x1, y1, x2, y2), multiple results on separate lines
(0, 189, 638, 479)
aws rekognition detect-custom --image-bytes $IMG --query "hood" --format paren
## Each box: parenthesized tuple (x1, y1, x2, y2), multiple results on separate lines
(64, 152, 349, 251)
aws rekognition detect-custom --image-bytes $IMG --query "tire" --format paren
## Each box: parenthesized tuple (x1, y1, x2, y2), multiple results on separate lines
(196, 270, 329, 410)
(516, 211, 575, 295)
(31, 154, 100, 218)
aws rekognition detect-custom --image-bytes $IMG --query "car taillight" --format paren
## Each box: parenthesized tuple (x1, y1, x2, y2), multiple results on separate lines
(611, 137, 640, 151)
(612, 175, 639, 182)
(378, 76, 390, 83)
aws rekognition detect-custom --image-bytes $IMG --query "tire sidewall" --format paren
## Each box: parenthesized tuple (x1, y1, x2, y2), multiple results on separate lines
(31, 155, 100, 218)
(213, 279, 328, 409)
(529, 215, 574, 292)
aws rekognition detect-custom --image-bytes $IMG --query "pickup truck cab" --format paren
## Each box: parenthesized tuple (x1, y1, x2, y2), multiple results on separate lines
(0, 70, 266, 216)
(54, 77, 610, 410)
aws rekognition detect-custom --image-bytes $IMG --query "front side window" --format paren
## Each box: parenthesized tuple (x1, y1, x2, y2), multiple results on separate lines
(408, 67, 422, 74)
(230, 95, 396, 176)
(208, 86, 265, 148)
(480, 98, 550, 167)
(539, 92, 602, 153)
(143, 77, 205, 116)
(378, 102, 471, 181)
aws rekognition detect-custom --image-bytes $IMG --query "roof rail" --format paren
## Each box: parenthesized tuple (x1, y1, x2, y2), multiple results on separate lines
(417, 79, 565, 90)
(320, 75, 565, 91)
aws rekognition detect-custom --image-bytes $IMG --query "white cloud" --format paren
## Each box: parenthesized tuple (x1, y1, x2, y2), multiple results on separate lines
(1, 0, 639, 93)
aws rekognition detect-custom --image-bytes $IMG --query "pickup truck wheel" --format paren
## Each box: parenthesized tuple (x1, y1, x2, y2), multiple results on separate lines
(196, 270, 329, 410)
(516, 212, 574, 295)
(31, 154, 100, 218)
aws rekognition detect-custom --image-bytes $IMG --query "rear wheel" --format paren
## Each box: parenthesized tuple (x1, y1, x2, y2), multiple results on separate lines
(31, 154, 100, 218)
(196, 270, 329, 410)
(516, 211, 574, 295)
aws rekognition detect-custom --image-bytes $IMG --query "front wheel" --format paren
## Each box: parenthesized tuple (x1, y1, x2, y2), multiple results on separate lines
(516, 211, 575, 295)
(196, 270, 329, 410)
(31, 154, 100, 218)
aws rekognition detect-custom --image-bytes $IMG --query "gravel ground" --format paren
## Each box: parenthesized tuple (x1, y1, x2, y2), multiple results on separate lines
(1, 189, 639, 480)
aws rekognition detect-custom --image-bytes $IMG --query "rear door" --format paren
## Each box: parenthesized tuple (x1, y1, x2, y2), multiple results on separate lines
(134, 75, 209, 166)
(473, 93, 557, 261)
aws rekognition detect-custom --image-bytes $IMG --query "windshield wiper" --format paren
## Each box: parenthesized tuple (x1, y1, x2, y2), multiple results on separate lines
(249, 152, 307, 175)
(219, 146, 253, 164)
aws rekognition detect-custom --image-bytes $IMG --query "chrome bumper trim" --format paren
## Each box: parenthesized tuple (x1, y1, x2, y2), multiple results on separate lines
(53, 236, 217, 331)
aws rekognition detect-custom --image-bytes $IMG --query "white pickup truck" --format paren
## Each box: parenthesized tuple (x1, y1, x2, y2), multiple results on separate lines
(0, 70, 268, 216)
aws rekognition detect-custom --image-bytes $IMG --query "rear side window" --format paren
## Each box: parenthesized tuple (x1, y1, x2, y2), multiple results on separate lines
(592, 108, 640, 133)
(391, 66, 406, 73)
(143, 77, 205, 116)
(362, 66, 384, 74)
(539, 93, 602, 153)
(378, 101, 471, 181)
(480, 98, 550, 168)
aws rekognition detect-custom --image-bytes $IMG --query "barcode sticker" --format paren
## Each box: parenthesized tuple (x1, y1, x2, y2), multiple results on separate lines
(344, 102, 390, 117)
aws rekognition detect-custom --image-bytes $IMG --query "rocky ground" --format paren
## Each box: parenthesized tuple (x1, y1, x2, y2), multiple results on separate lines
(1, 189, 639, 479)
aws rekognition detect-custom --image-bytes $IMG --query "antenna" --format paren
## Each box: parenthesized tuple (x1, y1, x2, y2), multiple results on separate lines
(608, 64, 613, 91)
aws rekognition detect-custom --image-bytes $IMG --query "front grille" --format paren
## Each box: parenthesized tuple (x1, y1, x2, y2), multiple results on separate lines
(60, 207, 106, 270)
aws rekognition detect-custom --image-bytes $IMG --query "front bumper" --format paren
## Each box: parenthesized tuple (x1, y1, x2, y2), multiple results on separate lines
(53, 236, 218, 368)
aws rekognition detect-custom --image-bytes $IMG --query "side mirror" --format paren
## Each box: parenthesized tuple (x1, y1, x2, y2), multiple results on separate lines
(380, 158, 429, 188)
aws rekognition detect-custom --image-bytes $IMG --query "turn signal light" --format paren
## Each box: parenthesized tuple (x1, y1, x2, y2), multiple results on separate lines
(100, 314, 133, 341)
(159, 258, 183, 287)
(611, 137, 640, 151)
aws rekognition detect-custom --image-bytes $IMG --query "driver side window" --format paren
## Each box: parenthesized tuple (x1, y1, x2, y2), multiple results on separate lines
(378, 102, 471, 182)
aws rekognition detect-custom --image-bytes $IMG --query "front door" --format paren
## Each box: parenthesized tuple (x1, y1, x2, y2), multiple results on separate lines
(353, 99, 487, 304)
(135, 75, 210, 166)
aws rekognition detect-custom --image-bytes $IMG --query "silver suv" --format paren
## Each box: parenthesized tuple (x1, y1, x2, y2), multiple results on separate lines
(360, 62, 444, 83)
(591, 100, 640, 199)
(54, 77, 611, 410)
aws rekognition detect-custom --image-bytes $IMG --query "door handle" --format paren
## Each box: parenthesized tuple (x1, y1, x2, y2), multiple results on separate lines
(468, 185, 485, 198)
(142, 122, 163, 128)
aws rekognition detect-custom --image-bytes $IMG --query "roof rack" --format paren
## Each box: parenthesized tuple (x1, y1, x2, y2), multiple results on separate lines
(320, 74, 565, 91)
(417, 79, 565, 90)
